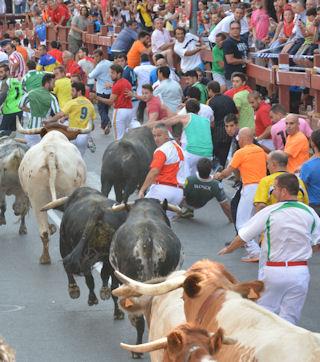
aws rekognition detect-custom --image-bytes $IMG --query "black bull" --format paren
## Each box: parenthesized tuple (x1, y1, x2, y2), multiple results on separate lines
(101, 127, 156, 203)
(110, 198, 184, 358)
(53, 187, 128, 319)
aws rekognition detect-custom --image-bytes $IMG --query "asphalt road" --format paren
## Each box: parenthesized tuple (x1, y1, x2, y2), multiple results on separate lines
(1, 125, 320, 362)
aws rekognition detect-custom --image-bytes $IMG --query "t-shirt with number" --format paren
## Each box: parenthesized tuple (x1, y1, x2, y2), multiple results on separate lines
(62, 96, 96, 129)
(112, 78, 132, 109)
(184, 174, 227, 208)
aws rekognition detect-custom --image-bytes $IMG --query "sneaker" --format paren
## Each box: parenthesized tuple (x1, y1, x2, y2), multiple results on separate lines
(87, 137, 96, 153)
(241, 255, 259, 263)
(180, 208, 194, 218)
(104, 125, 111, 135)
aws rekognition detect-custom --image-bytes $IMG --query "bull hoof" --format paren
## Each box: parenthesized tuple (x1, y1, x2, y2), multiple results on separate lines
(132, 352, 143, 359)
(88, 295, 99, 306)
(49, 224, 57, 235)
(114, 309, 125, 320)
(39, 254, 51, 265)
(68, 284, 80, 299)
(100, 286, 111, 300)
(0, 216, 6, 226)
(19, 225, 27, 235)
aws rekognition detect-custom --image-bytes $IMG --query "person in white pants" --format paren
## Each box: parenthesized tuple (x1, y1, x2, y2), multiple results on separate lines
(139, 123, 185, 219)
(219, 173, 320, 325)
(94, 63, 134, 140)
(215, 128, 267, 262)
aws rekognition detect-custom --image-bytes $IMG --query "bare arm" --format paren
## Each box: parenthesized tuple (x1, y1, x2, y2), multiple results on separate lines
(218, 234, 245, 255)
(161, 114, 188, 127)
(45, 111, 66, 124)
(139, 168, 160, 197)
(256, 125, 271, 140)
(214, 165, 236, 180)
(254, 202, 267, 213)
(96, 93, 117, 106)
(225, 54, 248, 65)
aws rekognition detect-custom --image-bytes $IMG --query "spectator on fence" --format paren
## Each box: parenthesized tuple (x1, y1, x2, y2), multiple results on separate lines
(48, 0, 71, 30)
(300, 129, 320, 216)
(151, 18, 175, 68)
(3, 43, 26, 79)
(136, 0, 153, 32)
(248, 91, 273, 150)
(77, 47, 95, 92)
(150, 54, 180, 87)
(153, 66, 183, 113)
(269, 103, 312, 150)
(110, 20, 138, 58)
(48, 41, 63, 64)
(36, 45, 59, 72)
(53, 66, 72, 108)
(284, 113, 310, 173)
(173, 27, 206, 74)
(208, 4, 249, 44)
(127, 31, 152, 69)
(88, 48, 113, 134)
(208, 81, 237, 167)
(14, 0, 26, 14)
(222, 21, 249, 89)
(251, 0, 270, 51)
(34, 15, 47, 46)
(211, 32, 227, 93)
(68, 6, 91, 55)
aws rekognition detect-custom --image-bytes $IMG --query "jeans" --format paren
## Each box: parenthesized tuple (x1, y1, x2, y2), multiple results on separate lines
(15, 2, 26, 13)
(97, 93, 111, 129)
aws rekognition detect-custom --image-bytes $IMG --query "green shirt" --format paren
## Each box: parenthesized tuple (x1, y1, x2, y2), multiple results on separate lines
(233, 90, 254, 129)
(22, 70, 45, 92)
(192, 82, 208, 104)
(212, 45, 224, 74)
(184, 174, 227, 208)
(184, 113, 213, 157)
(2, 78, 23, 115)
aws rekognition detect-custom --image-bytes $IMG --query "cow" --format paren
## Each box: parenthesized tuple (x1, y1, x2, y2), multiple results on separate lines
(0, 336, 15, 362)
(114, 271, 186, 362)
(0, 136, 29, 235)
(18, 120, 87, 264)
(115, 260, 320, 361)
(120, 324, 236, 362)
(41, 187, 128, 319)
(101, 127, 156, 203)
(109, 198, 183, 358)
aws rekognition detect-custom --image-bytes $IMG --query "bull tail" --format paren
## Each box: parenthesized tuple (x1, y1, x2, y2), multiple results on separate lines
(47, 152, 57, 201)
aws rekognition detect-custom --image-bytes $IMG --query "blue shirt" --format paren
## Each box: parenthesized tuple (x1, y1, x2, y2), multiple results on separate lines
(35, 23, 46, 42)
(149, 68, 158, 85)
(111, 27, 138, 53)
(88, 59, 112, 95)
(300, 157, 320, 205)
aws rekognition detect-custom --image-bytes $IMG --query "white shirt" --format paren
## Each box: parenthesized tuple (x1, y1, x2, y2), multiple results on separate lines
(151, 28, 172, 53)
(174, 33, 202, 73)
(238, 201, 320, 264)
(208, 14, 249, 43)
(0, 50, 8, 63)
(134, 62, 157, 96)
(154, 78, 183, 112)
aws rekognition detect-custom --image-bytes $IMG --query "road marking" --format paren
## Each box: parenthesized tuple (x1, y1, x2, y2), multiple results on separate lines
(0, 304, 25, 313)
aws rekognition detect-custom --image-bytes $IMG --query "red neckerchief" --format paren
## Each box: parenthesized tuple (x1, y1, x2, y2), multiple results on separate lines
(224, 85, 252, 98)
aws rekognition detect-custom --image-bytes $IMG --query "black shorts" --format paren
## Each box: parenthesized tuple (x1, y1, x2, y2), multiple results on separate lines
(0, 111, 23, 135)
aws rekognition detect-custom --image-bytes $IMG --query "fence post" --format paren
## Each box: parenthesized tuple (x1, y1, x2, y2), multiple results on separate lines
(278, 53, 290, 111)
(313, 54, 320, 113)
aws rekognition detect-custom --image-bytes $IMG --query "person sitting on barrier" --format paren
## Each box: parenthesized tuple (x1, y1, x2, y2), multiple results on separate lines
(180, 157, 233, 220)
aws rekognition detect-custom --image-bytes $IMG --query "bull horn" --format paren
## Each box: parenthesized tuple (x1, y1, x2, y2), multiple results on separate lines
(111, 201, 135, 212)
(16, 116, 43, 135)
(112, 284, 142, 298)
(120, 338, 167, 353)
(114, 270, 186, 296)
(166, 203, 182, 214)
(67, 120, 93, 134)
(41, 197, 69, 211)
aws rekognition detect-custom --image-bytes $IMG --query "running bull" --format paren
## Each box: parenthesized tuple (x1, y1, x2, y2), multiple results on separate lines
(0, 135, 29, 235)
(110, 198, 183, 358)
(42, 187, 127, 319)
(18, 119, 87, 264)
(101, 127, 156, 203)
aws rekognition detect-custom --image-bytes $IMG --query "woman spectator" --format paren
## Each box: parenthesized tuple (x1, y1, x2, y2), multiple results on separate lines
(68, 6, 91, 55)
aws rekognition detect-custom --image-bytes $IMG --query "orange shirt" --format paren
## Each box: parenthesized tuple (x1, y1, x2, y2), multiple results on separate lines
(16, 45, 28, 63)
(127, 40, 146, 68)
(230, 144, 267, 185)
(284, 131, 309, 173)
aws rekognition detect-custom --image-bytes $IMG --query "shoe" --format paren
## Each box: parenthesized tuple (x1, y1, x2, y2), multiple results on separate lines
(241, 255, 259, 263)
(87, 137, 96, 153)
(180, 208, 194, 218)
(104, 125, 111, 135)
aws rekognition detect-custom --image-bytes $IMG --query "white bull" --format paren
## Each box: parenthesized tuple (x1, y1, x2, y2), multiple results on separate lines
(18, 130, 86, 264)
(113, 271, 186, 361)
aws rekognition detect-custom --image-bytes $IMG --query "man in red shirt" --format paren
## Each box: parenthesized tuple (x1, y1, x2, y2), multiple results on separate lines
(48, 0, 70, 30)
(248, 91, 273, 150)
(48, 41, 63, 64)
(94, 64, 133, 140)
(62, 50, 86, 82)
(139, 123, 185, 218)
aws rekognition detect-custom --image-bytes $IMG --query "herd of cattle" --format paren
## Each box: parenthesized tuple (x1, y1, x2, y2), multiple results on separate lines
(1, 124, 320, 361)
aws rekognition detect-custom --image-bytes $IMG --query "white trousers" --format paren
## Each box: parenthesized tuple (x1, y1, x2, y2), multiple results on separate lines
(71, 134, 89, 157)
(236, 183, 261, 257)
(258, 265, 310, 325)
(25, 134, 41, 147)
(146, 184, 183, 219)
(112, 108, 134, 140)
(184, 150, 212, 177)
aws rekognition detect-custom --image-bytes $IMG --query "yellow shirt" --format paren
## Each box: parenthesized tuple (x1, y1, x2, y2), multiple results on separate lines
(62, 96, 96, 129)
(254, 171, 309, 206)
(137, 3, 152, 27)
(53, 77, 72, 108)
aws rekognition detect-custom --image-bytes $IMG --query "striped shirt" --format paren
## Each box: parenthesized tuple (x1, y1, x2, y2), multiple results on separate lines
(9, 51, 26, 79)
(19, 88, 60, 129)
(22, 70, 45, 92)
